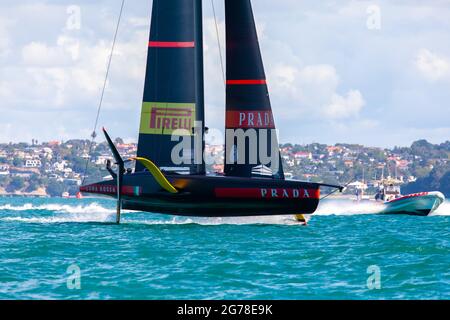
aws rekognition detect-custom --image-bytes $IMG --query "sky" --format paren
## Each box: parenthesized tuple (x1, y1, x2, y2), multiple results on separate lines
(0, 0, 449, 147)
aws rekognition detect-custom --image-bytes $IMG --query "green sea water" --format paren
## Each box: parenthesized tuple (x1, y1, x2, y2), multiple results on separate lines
(0, 197, 448, 300)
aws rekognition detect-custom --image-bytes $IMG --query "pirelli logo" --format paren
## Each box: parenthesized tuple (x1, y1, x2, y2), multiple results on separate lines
(139, 102, 195, 135)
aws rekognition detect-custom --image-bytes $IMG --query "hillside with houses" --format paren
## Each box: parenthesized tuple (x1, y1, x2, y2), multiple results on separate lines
(0, 138, 136, 197)
(0, 139, 448, 198)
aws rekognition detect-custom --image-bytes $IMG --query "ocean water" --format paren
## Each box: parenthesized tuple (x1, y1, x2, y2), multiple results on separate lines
(0, 197, 448, 300)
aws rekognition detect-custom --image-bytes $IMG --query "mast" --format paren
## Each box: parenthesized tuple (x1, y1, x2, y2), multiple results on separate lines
(194, 0, 206, 175)
(136, 0, 205, 175)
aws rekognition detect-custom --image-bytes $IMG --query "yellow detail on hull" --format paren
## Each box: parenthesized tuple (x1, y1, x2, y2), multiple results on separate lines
(130, 157, 178, 194)
(295, 214, 307, 223)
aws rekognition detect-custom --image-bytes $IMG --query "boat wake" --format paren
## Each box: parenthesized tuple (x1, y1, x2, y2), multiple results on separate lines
(430, 201, 450, 216)
(132, 215, 302, 226)
(0, 203, 300, 225)
(0, 203, 112, 214)
(1, 214, 298, 226)
(316, 199, 450, 216)
(1, 200, 448, 225)
(314, 200, 383, 216)
(1, 214, 115, 224)
(0, 203, 117, 224)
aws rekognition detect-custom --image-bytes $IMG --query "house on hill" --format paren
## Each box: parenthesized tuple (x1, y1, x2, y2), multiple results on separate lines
(0, 164, 10, 175)
(293, 151, 312, 160)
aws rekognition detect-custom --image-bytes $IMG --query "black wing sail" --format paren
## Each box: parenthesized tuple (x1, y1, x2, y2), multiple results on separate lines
(136, 0, 205, 175)
(224, 0, 284, 179)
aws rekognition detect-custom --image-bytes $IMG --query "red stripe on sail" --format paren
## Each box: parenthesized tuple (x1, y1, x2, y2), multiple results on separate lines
(226, 80, 267, 85)
(148, 41, 195, 48)
(215, 188, 320, 199)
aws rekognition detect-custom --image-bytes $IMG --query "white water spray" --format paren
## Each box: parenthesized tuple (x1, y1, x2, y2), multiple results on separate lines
(0, 200, 448, 225)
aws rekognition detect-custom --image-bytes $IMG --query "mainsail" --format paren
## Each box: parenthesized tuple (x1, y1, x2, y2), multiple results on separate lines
(136, 0, 205, 174)
(224, 0, 284, 179)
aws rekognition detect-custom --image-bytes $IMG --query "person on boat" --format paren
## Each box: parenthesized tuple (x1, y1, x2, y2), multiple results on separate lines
(375, 191, 381, 201)
(375, 184, 385, 201)
(375, 189, 384, 201)
(355, 188, 363, 201)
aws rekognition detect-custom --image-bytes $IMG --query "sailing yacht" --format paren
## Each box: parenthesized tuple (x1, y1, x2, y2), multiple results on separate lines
(80, 0, 342, 223)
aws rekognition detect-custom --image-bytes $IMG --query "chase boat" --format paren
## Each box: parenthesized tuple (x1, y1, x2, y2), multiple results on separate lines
(376, 183, 445, 216)
(383, 192, 445, 216)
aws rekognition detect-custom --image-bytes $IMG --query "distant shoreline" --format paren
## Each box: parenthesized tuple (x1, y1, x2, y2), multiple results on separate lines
(0, 194, 50, 198)
(0, 187, 49, 198)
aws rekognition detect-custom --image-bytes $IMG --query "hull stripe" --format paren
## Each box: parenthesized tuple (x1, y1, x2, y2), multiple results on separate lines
(387, 192, 429, 203)
(215, 188, 320, 199)
(80, 184, 141, 196)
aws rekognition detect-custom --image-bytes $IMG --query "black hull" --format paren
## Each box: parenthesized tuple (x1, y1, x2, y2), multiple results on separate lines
(122, 197, 319, 217)
(81, 173, 321, 217)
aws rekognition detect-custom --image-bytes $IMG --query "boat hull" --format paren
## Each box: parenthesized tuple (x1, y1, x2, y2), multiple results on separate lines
(80, 173, 321, 217)
(382, 192, 445, 216)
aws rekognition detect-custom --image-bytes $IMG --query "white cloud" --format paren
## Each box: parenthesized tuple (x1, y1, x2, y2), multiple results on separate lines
(1, 26, 147, 113)
(267, 63, 364, 120)
(415, 49, 450, 81)
(324, 90, 365, 119)
(22, 41, 71, 66)
(127, 17, 149, 28)
(203, 17, 227, 130)
(299, 65, 339, 86)
(0, 123, 14, 143)
(0, 20, 11, 59)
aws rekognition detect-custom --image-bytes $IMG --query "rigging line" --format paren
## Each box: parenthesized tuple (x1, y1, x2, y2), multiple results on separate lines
(210, 0, 225, 86)
(82, 0, 126, 184)
(320, 178, 355, 201)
